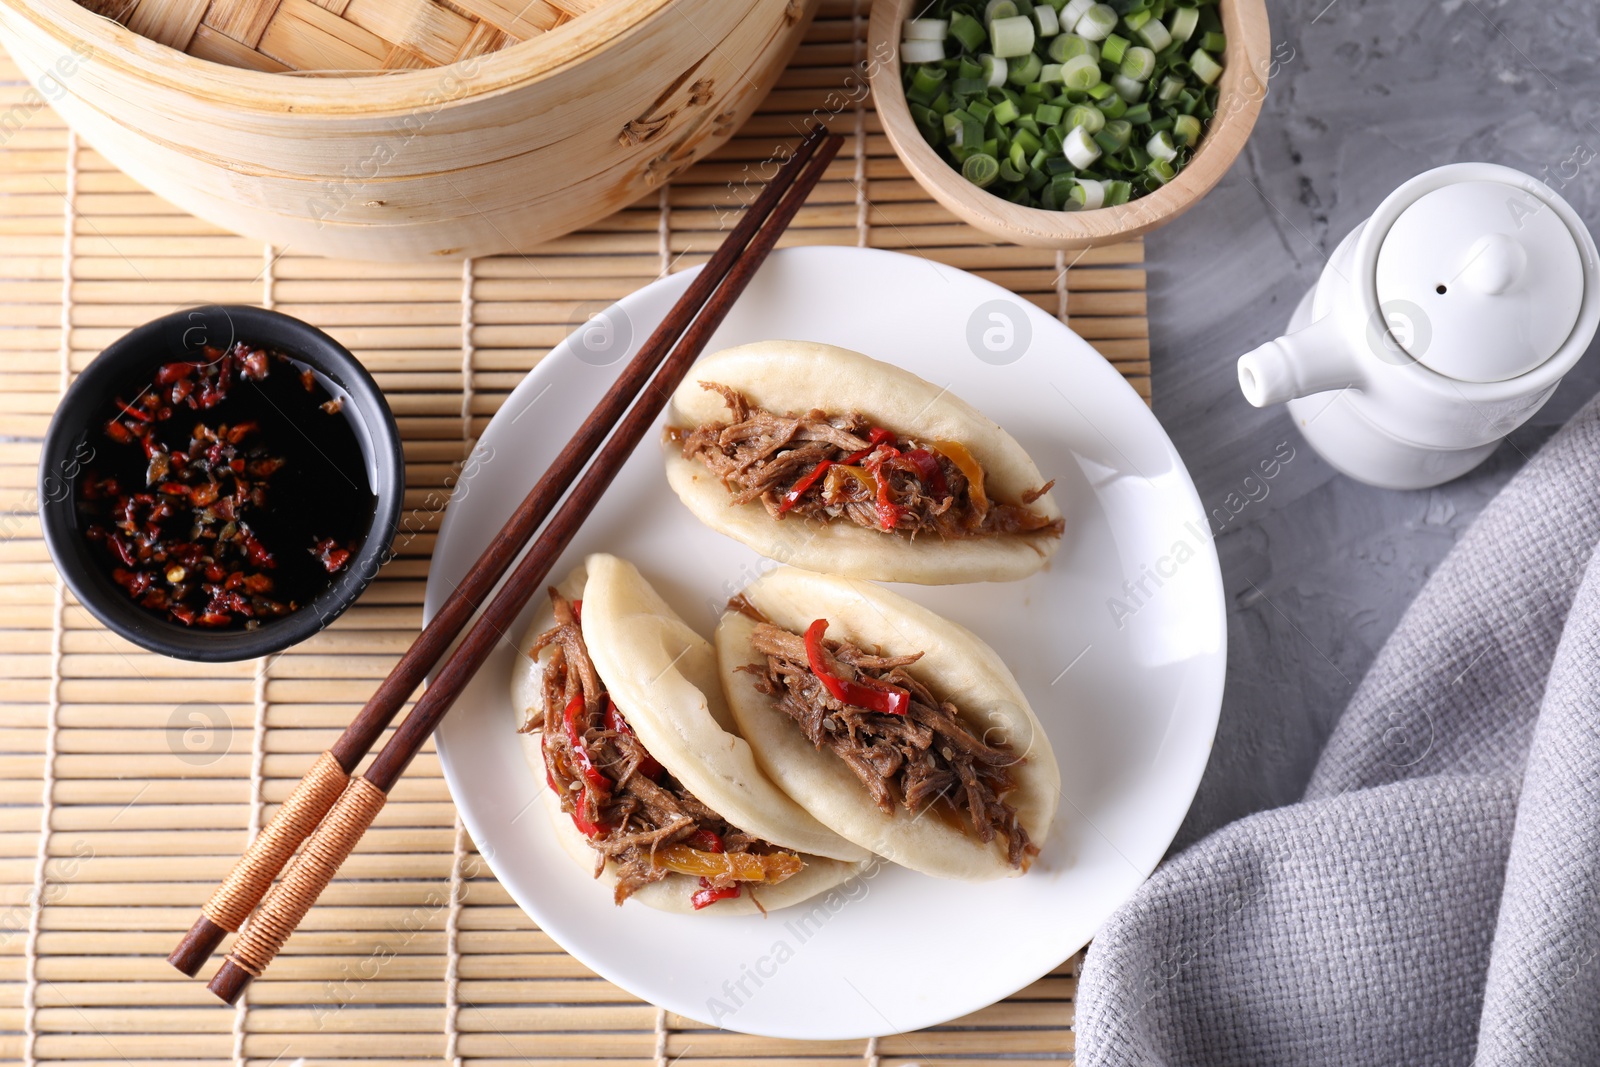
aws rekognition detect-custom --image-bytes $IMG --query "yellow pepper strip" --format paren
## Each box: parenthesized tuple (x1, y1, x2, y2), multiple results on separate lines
(823, 463, 878, 504)
(653, 845, 804, 885)
(931, 440, 989, 519)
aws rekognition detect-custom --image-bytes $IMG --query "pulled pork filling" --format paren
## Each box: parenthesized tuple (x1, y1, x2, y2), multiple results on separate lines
(521, 590, 802, 907)
(672, 383, 1066, 540)
(738, 603, 1036, 870)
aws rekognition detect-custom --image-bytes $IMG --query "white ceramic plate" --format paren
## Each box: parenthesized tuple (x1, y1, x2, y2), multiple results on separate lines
(429, 246, 1225, 1040)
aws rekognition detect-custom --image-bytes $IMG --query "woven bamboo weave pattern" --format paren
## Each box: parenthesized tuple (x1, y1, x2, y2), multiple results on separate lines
(77, 0, 606, 72)
(0, 1, 1148, 1061)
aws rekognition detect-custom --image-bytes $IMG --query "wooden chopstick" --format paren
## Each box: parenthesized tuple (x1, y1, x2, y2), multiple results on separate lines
(166, 124, 835, 979)
(202, 132, 845, 1003)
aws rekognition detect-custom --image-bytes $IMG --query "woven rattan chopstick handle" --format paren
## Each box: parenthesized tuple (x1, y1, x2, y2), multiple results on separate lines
(208, 775, 388, 1003)
(168, 750, 349, 976)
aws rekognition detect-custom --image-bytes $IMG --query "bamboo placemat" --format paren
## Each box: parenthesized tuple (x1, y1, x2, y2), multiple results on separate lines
(0, 2, 1148, 1062)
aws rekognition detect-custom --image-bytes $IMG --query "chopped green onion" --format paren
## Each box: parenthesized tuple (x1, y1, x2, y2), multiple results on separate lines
(949, 11, 987, 51)
(1060, 0, 1094, 26)
(1073, 3, 1118, 41)
(1190, 48, 1224, 85)
(963, 153, 1001, 188)
(1111, 73, 1145, 102)
(907, 64, 948, 105)
(1064, 103, 1105, 132)
(1064, 124, 1102, 168)
(1094, 118, 1132, 153)
(1120, 46, 1156, 81)
(1137, 18, 1172, 52)
(1048, 33, 1097, 63)
(989, 14, 1036, 57)
(903, 0, 1221, 209)
(1167, 7, 1199, 43)
(1008, 52, 1044, 84)
(981, 53, 1009, 87)
(1071, 178, 1108, 209)
(1062, 53, 1102, 89)
(1172, 113, 1203, 146)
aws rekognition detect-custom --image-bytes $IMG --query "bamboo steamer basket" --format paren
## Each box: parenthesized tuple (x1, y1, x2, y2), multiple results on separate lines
(0, 0, 817, 259)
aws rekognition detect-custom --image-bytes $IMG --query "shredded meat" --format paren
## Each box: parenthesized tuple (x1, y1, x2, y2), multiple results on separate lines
(673, 383, 1065, 542)
(741, 611, 1037, 870)
(521, 589, 794, 904)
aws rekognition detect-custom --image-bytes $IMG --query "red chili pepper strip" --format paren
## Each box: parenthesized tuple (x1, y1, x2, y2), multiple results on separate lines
(905, 448, 950, 499)
(568, 786, 610, 838)
(688, 829, 726, 854)
(780, 429, 900, 515)
(571, 599, 582, 624)
(842, 426, 896, 465)
(865, 452, 905, 531)
(563, 695, 612, 794)
(778, 459, 833, 514)
(604, 697, 664, 781)
(861, 437, 908, 532)
(803, 619, 911, 716)
(691, 877, 741, 909)
(873, 478, 904, 531)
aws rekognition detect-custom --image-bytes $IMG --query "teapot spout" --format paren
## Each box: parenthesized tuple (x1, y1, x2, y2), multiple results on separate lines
(1237, 315, 1362, 407)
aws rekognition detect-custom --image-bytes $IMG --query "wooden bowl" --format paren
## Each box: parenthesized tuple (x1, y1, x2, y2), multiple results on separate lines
(868, 0, 1271, 249)
(0, 0, 818, 259)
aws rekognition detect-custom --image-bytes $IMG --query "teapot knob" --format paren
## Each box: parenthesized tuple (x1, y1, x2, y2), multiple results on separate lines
(1457, 232, 1528, 296)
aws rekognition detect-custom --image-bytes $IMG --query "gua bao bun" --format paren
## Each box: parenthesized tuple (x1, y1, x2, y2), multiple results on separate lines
(664, 342, 1063, 585)
(715, 566, 1059, 882)
(512, 554, 866, 914)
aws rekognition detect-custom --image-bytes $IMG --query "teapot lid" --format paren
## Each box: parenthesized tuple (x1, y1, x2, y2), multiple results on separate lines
(1374, 179, 1585, 383)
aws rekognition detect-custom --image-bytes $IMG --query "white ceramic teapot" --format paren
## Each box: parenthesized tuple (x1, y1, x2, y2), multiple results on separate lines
(1236, 163, 1600, 489)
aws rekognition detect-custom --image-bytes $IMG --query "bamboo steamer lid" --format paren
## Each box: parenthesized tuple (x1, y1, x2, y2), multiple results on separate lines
(0, 0, 816, 258)
(78, 0, 596, 73)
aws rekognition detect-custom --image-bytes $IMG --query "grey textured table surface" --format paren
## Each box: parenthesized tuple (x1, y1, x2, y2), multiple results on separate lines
(1152, 0, 1600, 848)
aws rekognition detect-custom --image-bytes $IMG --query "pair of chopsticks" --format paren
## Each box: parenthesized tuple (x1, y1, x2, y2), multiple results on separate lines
(169, 126, 844, 1004)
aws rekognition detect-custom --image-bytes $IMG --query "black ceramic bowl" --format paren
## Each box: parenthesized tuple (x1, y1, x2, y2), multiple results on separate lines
(39, 305, 404, 662)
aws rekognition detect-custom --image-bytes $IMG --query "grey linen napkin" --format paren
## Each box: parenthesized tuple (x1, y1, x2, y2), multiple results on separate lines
(1075, 395, 1600, 1066)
